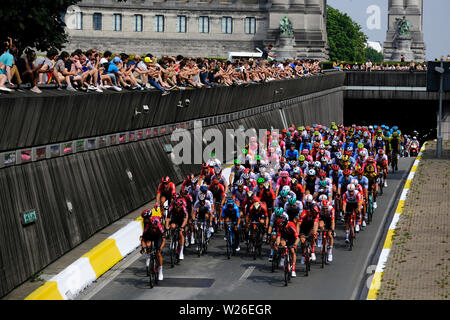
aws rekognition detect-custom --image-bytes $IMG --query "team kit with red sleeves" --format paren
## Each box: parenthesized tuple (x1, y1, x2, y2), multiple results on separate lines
(140, 123, 411, 282)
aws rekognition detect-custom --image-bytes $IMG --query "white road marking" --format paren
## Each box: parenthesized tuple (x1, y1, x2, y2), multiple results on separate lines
(239, 266, 255, 282)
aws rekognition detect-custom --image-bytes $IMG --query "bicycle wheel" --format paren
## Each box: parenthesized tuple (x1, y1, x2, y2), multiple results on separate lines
(226, 227, 231, 259)
(379, 177, 384, 196)
(203, 225, 208, 254)
(321, 233, 327, 268)
(169, 232, 176, 268)
(197, 227, 202, 257)
(149, 254, 156, 288)
(306, 242, 311, 273)
(271, 249, 277, 272)
(284, 252, 290, 286)
(368, 196, 373, 224)
(349, 225, 354, 251)
(304, 244, 310, 276)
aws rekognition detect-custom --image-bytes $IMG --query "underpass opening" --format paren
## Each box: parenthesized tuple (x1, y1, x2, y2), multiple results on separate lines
(344, 98, 438, 143)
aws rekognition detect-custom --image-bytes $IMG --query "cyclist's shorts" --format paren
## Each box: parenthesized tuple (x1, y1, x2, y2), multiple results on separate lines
(169, 217, 184, 228)
(368, 179, 376, 190)
(345, 203, 358, 216)
(142, 233, 163, 249)
(320, 216, 333, 230)
(300, 222, 314, 236)
(282, 237, 296, 247)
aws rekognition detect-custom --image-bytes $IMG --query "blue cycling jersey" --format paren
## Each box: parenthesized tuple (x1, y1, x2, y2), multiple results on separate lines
(222, 203, 240, 219)
(285, 149, 299, 160)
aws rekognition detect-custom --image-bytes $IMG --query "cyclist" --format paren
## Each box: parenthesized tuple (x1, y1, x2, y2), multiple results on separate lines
(181, 174, 194, 193)
(242, 170, 257, 191)
(275, 170, 291, 196)
(220, 198, 242, 252)
(314, 170, 332, 201)
(283, 196, 303, 234)
(342, 184, 363, 243)
(166, 198, 188, 260)
(199, 162, 214, 186)
(388, 131, 401, 171)
(304, 168, 317, 196)
(285, 142, 299, 161)
(140, 211, 166, 281)
(229, 159, 245, 186)
(298, 201, 320, 263)
(275, 219, 300, 278)
(274, 187, 294, 209)
(208, 178, 226, 227)
(375, 149, 389, 188)
(268, 208, 289, 262)
(290, 178, 304, 202)
(211, 166, 229, 194)
(248, 201, 268, 245)
(363, 157, 379, 209)
(232, 179, 248, 216)
(192, 193, 214, 241)
(156, 176, 176, 209)
(318, 199, 335, 262)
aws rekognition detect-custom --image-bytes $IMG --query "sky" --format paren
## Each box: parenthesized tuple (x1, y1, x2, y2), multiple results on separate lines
(327, 0, 450, 60)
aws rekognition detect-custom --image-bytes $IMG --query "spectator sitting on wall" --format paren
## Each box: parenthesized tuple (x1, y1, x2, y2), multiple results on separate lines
(53, 51, 79, 91)
(35, 48, 57, 85)
(0, 42, 14, 92)
(261, 44, 276, 61)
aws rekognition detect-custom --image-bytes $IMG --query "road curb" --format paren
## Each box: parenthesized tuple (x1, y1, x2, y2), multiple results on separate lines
(25, 220, 144, 300)
(366, 142, 428, 300)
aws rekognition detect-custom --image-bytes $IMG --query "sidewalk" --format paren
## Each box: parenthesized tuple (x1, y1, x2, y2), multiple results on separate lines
(377, 140, 450, 299)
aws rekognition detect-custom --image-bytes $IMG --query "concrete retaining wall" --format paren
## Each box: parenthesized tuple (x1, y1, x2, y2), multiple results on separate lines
(0, 75, 344, 298)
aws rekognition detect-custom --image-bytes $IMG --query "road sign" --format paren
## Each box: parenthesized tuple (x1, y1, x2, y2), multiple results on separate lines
(427, 61, 450, 92)
(21, 209, 37, 225)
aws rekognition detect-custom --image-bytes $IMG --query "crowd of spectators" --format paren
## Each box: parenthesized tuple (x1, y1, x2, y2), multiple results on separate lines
(333, 59, 427, 72)
(0, 40, 322, 95)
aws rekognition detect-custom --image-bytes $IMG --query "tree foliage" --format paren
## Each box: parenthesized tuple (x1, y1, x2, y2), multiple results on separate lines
(326, 5, 368, 62)
(365, 47, 384, 63)
(0, 0, 81, 52)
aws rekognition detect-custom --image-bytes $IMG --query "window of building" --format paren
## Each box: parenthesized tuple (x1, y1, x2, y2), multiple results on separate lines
(222, 16, 233, 34)
(75, 12, 83, 30)
(155, 15, 164, 32)
(176, 15, 187, 33)
(113, 14, 122, 31)
(93, 13, 102, 30)
(198, 16, 209, 33)
(244, 17, 256, 34)
(134, 14, 143, 32)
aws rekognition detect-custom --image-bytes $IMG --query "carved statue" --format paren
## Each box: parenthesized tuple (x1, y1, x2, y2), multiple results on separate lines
(280, 16, 293, 36)
(395, 16, 411, 37)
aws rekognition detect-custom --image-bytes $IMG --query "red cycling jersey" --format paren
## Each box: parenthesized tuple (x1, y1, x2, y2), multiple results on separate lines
(157, 182, 176, 197)
(249, 203, 267, 221)
(209, 183, 225, 199)
(342, 190, 363, 204)
(277, 221, 299, 239)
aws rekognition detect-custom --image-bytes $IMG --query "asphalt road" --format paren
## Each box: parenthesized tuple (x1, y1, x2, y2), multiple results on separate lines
(78, 157, 414, 300)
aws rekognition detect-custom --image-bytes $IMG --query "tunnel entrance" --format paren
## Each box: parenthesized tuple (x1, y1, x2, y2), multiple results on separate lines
(344, 98, 438, 143)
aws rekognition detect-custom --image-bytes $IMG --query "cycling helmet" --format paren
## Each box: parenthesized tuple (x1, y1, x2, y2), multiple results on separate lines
(280, 171, 289, 178)
(200, 185, 208, 193)
(226, 198, 235, 206)
(282, 185, 291, 193)
(209, 161, 216, 168)
(356, 168, 364, 175)
(332, 140, 338, 147)
(321, 200, 330, 208)
(357, 143, 364, 149)
(351, 178, 359, 186)
(293, 167, 301, 174)
(256, 155, 261, 161)
(299, 155, 306, 162)
(191, 177, 198, 185)
(234, 159, 241, 165)
(318, 194, 328, 201)
(288, 160, 297, 167)
(393, 132, 398, 137)
(347, 146, 354, 152)
(342, 155, 349, 162)
(280, 189, 289, 198)
(202, 162, 209, 169)
(236, 179, 244, 187)
(343, 169, 352, 175)
(274, 208, 284, 216)
(413, 136, 417, 140)
(263, 182, 270, 190)
(198, 193, 206, 201)
(321, 156, 328, 163)
(247, 190, 254, 198)
(347, 184, 356, 191)
(308, 169, 316, 176)
(319, 170, 326, 177)
(332, 164, 339, 171)
(253, 202, 261, 210)
(162, 176, 170, 183)
(291, 178, 298, 186)
(242, 149, 248, 155)
(378, 149, 384, 155)
(257, 177, 265, 184)
(141, 209, 152, 218)
(335, 153, 342, 160)
(377, 136, 383, 141)
(214, 167, 222, 174)
(314, 161, 321, 168)
(324, 140, 330, 146)
(242, 173, 250, 180)
(302, 149, 309, 155)
(304, 194, 313, 203)
(288, 197, 297, 205)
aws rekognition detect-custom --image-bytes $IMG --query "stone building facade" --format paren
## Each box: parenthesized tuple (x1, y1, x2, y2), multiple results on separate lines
(64, 0, 329, 60)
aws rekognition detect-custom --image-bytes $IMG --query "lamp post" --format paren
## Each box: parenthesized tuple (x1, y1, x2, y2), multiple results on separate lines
(435, 62, 444, 158)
